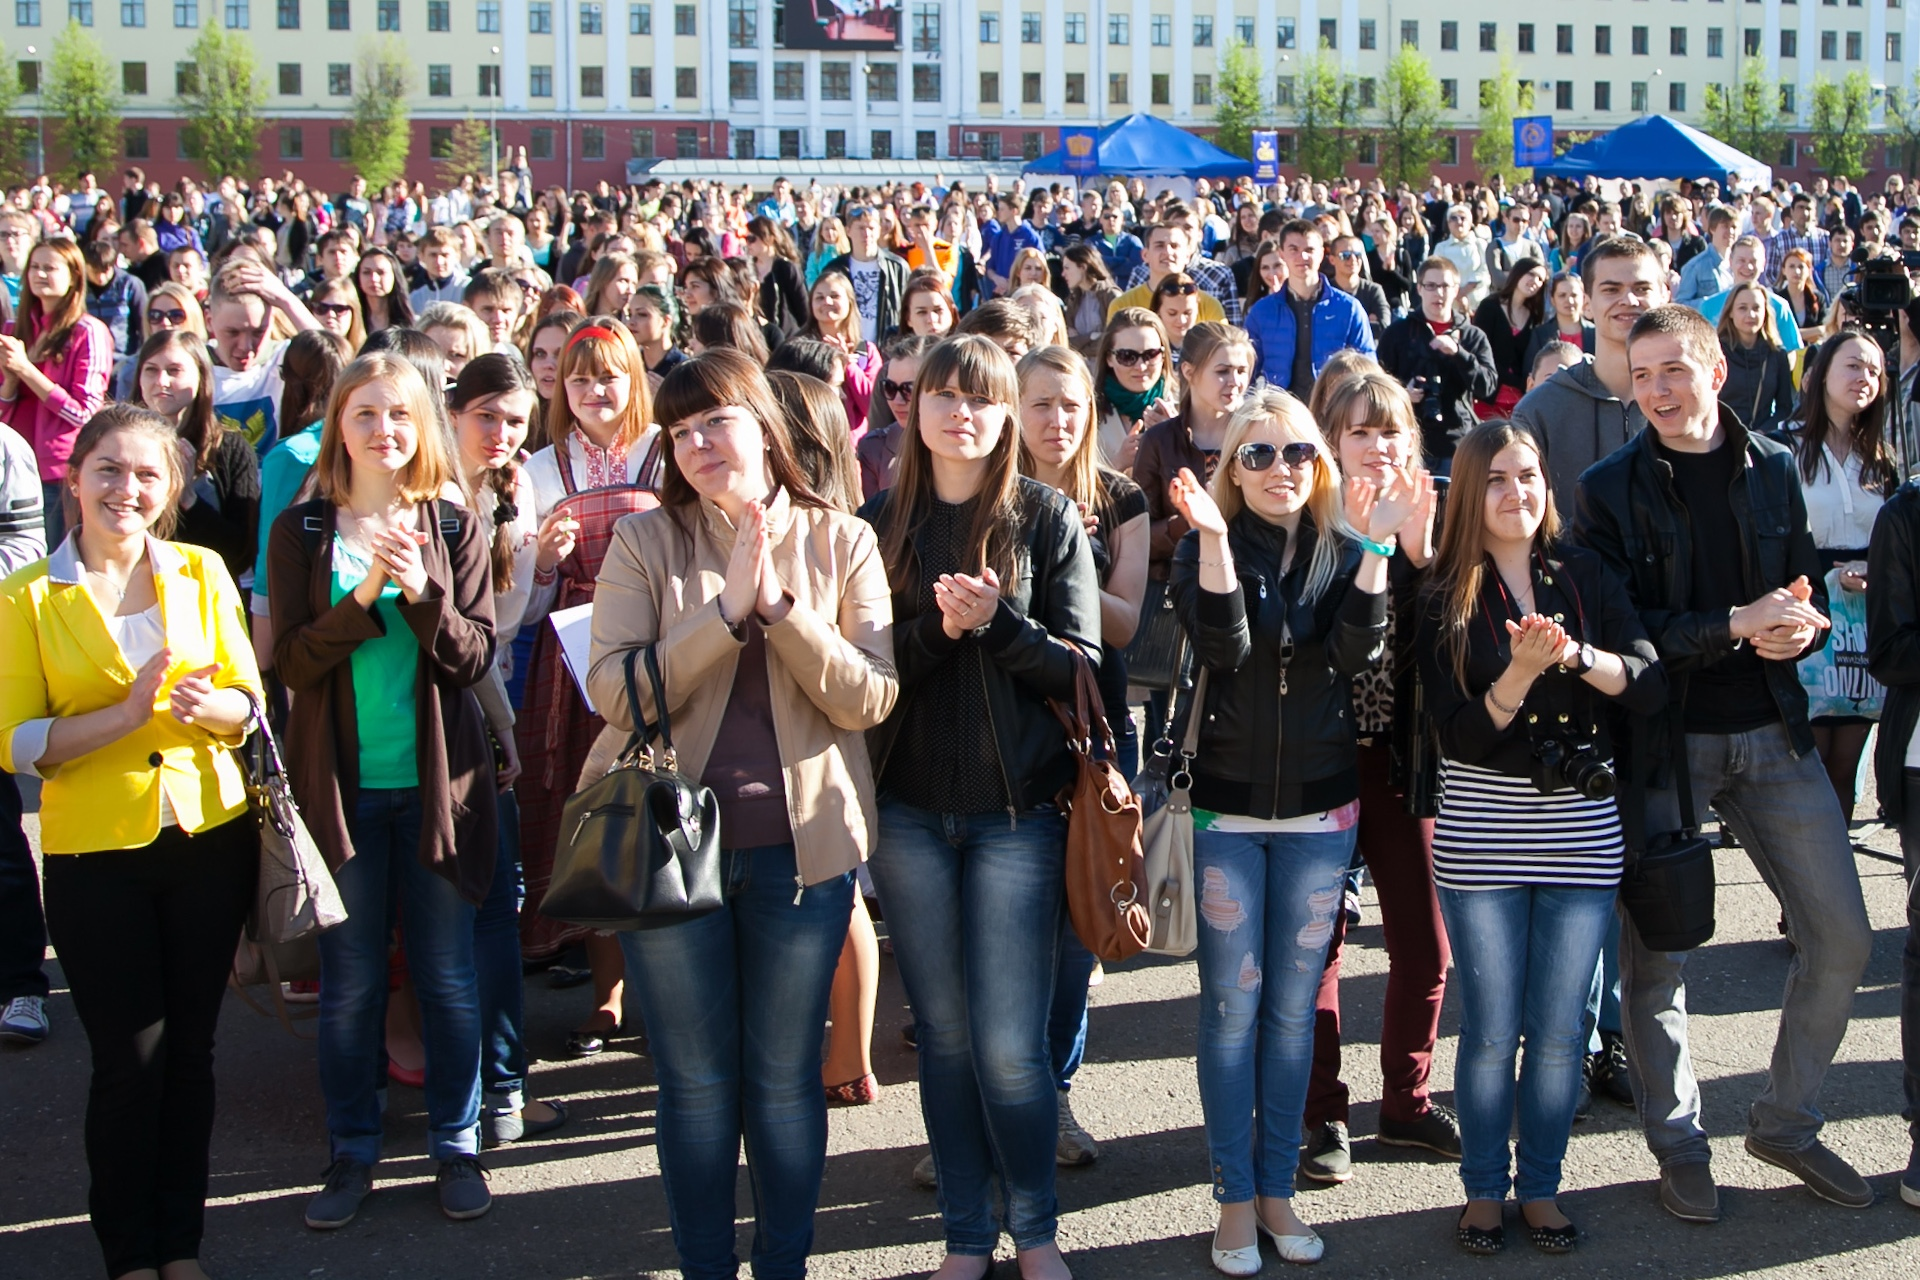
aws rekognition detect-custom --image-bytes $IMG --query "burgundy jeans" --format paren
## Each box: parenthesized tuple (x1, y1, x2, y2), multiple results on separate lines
(1306, 741, 1450, 1127)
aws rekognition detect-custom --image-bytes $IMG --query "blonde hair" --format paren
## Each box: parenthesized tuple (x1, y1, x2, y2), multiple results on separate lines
(1008, 284, 1071, 348)
(1311, 365, 1415, 455)
(142, 281, 208, 342)
(1211, 387, 1353, 606)
(314, 352, 455, 505)
(1010, 246, 1052, 288)
(418, 301, 491, 358)
(804, 272, 864, 350)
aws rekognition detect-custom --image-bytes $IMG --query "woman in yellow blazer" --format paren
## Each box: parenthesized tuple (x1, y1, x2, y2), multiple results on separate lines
(0, 405, 262, 1280)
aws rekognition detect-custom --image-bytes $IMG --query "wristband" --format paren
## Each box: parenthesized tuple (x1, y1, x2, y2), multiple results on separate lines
(1357, 534, 1398, 559)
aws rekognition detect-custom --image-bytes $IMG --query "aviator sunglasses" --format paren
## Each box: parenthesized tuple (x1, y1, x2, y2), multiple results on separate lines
(1235, 440, 1319, 472)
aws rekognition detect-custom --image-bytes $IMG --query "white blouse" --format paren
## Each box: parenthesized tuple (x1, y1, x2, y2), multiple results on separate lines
(104, 605, 178, 828)
(1800, 442, 1884, 553)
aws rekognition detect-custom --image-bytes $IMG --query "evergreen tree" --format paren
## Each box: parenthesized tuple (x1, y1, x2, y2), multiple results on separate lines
(438, 117, 496, 189)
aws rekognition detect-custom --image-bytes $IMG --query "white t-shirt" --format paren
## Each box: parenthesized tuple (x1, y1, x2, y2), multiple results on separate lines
(212, 339, 292, 458)
(848, 257, 882, 345)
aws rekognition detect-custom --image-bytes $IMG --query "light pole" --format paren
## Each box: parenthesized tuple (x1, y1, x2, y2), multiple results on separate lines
(25, 46, 41, 177)
(490, 46, 502, 190)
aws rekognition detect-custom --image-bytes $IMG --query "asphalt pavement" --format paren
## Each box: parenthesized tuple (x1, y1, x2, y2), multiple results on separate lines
(3, 780, 1920, 1279)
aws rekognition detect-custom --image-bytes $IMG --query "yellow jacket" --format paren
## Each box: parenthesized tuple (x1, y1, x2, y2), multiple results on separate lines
(0, 536, 264, 854)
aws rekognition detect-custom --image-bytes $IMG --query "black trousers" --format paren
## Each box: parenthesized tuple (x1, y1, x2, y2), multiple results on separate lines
(42, 818, 257, 1279)
(0, 772, 49, 1001)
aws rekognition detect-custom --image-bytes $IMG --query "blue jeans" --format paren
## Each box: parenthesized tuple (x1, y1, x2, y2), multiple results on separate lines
(1192, 823, 1355, 1203)
(870, 801, 1067, 1255)
(1439, 884, 1617, 1203)
(1624, 721, 1873, 1165)
(619, 844, 853, 1280)
(1585, 924, 1622, 1052)
(475, 789, 527, 1113)
(317, 788, 482, 1165)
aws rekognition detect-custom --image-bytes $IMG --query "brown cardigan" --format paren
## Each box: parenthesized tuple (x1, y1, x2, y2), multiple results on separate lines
(1130, 413, 1212, 578)
(267, 497, 499, 905)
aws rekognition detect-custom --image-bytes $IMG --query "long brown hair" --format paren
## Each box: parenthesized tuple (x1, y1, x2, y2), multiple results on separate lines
(766, 369, 862, 513)
(544, 316, 654, 455)
(278, 329, 354, 439)
(449, 352, 540, 593)
(1015, 344, 1115, 527)
(1428, 421, 1560, 690)
(1092, 306, 1176, 421)
(134, 330, 220, 472)
(1793, 328, 1899, 495)
(22, 239, 91, 363)
(1174, 321, 1253, 424)
(876, 335, 1026, 589)
(651, 348, 828, 529)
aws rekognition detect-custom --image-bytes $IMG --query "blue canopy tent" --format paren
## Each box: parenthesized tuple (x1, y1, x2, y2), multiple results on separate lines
(1022, 113, 1254, 181)
(1532, 114, 1772, 189)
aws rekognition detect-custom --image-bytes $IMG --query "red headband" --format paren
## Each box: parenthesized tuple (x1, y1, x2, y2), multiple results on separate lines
(565, 325, 621, 350)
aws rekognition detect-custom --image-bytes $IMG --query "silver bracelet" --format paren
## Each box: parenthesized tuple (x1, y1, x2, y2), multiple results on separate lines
(1487, 687, 1522, 716)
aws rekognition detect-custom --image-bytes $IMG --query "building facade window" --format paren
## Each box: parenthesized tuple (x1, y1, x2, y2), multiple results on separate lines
(124, 0, 146, 23)
(1402, 20, 1417, 49)
(1670, 81, 1686, 111)
(913, 62, 940, 100)
(327, 61, 351, 93)
(71, 0, 93, 25)
(1821, 29, 1837, 58)
(1670, 26, 1686, 55)
(1151, 71, 1169, 104)
(980, 10, 996, 40)
(1278, 16, 1295, 48)
(629, 2, 648, 33)
(581, 0, 602, 31)
(1557, 23, 1573, 53)
(727, 0, 753, 45)
(1595, 80, 1611, 109)
(1110, 71, 1128, 102)
(530, 127, 554, 159)
(1782, 29, 1798, 55)
(16, 0, 40, 21)
(1065, 70, 1084, 102)
(174, 60, 195, 92)
(917, 129, 936, 160)
(122, 60, 145, 92)
(825, 129, 846, 158)
(1276, 75, 1295, 106)
(580, 64, 603, 95)
(675, 65, 697, 97)
(125, 126, 149, 157)
(980, 69, 999, 102)
(1555, 80, 1573, 108)
(1193, 73, 1213, 104)
(673, 3, 693, 35)
(911, 1, 939, 51)
(1151, 13, 1170, 45)
(774, 60, 802, 99)
(1022, 70, 1041, 102)
(868, 62, 897, 99)
(822, 60, 851, 99)
(631, 128, 655, 158)
(478, 64, 499, 95)
(1194, 15, 1212, 45)
(871, 129, 891, 158)
(1065, 12, 1084, 42)
(1596, 26, 1611, 54)
(1632, 25, 1648, 54)
(1479, 21, 1495, 51)
(1021, 10, 1040, 42)
(1440, 20, 1456, 50)
(1440, 77, 1456, 107)
(427, 0, 446, 28)
(278, 62, 299, 93)
(175, 0, 197, 25)
(477, 0, 497, 29)
(582, 125, 605, 159)
(1321, 17, 1337, 48)
(1847, 30, 1863, 58)
(1517, 23, 1534, 52)
(529, 65, 552, 95)
(329, 126, 349, 157)
(1235, 15, 1253, 44)
(1707, 26, 1723, 56)
(630, 65, 652, 96)
(427, 63, 450, 95)
(279, 125, 303, 159)
(528, 0, 550, 30)
(1359, 18, 1375, 49)
(376, 0, 394, 28)
(1631, 80, 1648, 112)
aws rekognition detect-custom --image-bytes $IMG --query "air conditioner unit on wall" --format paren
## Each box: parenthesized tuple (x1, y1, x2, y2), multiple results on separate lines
(963, 130, 981, 143)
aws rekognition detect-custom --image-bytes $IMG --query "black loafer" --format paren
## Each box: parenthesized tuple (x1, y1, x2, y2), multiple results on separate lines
(1456, 1207, 1504, 1255)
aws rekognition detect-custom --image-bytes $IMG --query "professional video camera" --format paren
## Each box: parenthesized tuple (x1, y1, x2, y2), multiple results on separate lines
(1837, 250, 1920, 356)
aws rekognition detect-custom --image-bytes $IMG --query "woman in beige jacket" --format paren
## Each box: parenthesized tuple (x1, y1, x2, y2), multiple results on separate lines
(585, 347, 897, 1280)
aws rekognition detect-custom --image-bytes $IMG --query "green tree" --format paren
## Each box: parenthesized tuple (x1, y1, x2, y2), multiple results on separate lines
(1809, 71, 1875, 178)
(348, 38, 414, 189)
(1701, 57, 1788, 167)
(43, 22, 122, 182)
(1293, 47, 1360, 180)
(0, 41, 34, 188)
(1375, 44, 1446, 188)
(1210, 39, 1267, 160)
(437, 116, 496, 188)
(177, 22, 266, 181)
(1473, 56, 1535, 186)
(1886, 69, 1920, 175)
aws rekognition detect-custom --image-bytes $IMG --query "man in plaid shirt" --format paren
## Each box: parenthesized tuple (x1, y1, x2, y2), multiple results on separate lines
(1765, 192, 1830, 289)
(1122, 209, 1242, 322)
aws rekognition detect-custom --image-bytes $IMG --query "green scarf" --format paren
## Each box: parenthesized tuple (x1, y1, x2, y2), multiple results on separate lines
(1103, 370, 1169, 423)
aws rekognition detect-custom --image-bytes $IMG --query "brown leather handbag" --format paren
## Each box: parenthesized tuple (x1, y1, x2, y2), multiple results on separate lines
(1053, 650, 1152, 962)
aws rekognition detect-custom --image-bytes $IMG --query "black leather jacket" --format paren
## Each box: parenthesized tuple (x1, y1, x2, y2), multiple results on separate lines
(1571, 408, 1828, 764)
(1170, 510, 1388, 819)
(1866, 480, 1920, 820)
(860, 477, 1102, 816)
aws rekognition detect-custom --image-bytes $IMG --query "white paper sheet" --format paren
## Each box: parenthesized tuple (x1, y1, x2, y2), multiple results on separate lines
(549, 603, 597, 715)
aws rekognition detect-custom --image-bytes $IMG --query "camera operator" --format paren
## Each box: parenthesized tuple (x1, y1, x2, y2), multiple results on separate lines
(1573, 304, 1874, 1223)
(1413, 420, 1665, 1252)
(1377, 256, 1497, 471)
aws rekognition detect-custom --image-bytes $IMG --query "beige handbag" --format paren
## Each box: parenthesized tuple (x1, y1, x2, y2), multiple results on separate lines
(1139, 667, 1205, 956)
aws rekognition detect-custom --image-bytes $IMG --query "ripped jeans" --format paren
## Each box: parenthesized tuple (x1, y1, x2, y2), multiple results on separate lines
(1192, 824, 1356, 1203)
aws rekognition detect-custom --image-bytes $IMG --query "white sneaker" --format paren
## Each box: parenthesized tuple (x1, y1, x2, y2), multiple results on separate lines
(1056, 1093, 1100, 1166)
(1, 996, 48, 1045)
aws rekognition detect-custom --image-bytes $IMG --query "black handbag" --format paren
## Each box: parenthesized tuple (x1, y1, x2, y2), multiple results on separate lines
(540, 645, 724, 930)
(1618, 707, 1716, 952)
(1124, 577, 1192, 692)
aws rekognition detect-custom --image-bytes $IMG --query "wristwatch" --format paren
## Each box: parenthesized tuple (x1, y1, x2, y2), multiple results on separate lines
(1567, 643, 1597, 674)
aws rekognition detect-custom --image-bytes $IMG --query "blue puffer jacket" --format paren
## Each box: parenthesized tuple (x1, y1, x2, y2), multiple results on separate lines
(1243, 283, 1378, 392)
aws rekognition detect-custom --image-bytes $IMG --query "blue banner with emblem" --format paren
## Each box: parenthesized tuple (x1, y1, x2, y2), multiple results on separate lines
(1251, 131, 1280, 182)
(1514, 116, 1554, 167)
(1058, 127, 1099, 177)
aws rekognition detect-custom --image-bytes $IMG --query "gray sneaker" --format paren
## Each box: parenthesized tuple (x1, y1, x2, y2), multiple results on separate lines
(437, 1155, 493, 1220)
(1744, 1135, 1874, 1209)
(1056, 1092, 1100, 1166)
(911, 1152, 938, 1190)
(303, 1159, 374, 1230)
(0, 996, 48, 1045)
(1901, 1141, 1920, 1209)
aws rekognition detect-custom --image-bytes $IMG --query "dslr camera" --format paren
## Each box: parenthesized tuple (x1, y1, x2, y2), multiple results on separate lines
(1532, 737, 1616, 802)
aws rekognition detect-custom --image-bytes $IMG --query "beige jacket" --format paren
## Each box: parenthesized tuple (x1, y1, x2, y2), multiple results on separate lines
(586, 489, 898, 885)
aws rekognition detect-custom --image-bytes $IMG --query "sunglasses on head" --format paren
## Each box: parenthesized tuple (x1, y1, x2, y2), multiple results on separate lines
(1235, 440, 1319, 472)
(147, 307, 189, 326)
(1111, 346, 1164, 368)
(1156, 281, 1199, 296)
(881, 378, 914, 401)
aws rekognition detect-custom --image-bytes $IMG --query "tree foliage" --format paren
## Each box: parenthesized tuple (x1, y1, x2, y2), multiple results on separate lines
(1292, 47, 1360, 180)
(177, 22, 266, 181)
(1809, 71, 1874, 179)
(1887, 69, 1920, 176)
(348, 37, 414, 189)
(437, 117, 496, 188)
(1701, 58, 1789, 168)
(44, 21, 122, 182)
(1210, 39, 1267, 161)
(1376, 45, 1446, 189)
(1473, 56, 1534, 187)
(0, 40, 34, 188)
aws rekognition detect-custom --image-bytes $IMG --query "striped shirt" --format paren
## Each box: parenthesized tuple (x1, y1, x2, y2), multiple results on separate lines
(1431, 759, 1625, 891)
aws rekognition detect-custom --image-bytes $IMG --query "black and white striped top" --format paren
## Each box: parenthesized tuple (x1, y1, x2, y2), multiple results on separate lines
(1431, 759, 1625, 891)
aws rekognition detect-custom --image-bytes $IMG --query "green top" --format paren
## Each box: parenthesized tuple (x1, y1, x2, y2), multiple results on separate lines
(331, 539, 419, 788)
(253, 421, 324, 603)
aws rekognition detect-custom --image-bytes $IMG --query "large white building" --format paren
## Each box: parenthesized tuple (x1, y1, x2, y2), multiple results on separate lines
(2, 0, 1912, 186)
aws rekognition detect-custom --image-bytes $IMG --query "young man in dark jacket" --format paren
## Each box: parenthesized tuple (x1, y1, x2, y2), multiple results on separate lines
(1574, 304, 1874, 1224)
(1376, 256, 1498, 469)
(1863, 481, 1920, 1211)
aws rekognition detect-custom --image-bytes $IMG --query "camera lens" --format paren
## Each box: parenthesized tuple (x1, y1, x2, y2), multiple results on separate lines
(1563, 752, 1617, 801)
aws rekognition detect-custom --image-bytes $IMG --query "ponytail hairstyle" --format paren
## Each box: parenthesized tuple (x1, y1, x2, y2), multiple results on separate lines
(278, 329, 355, 440)
(449, 352, 541, 593)
(133, 329, 219, 471)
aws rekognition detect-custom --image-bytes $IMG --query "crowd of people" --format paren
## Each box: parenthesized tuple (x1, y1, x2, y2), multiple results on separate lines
(1, 156, 1919, 1280)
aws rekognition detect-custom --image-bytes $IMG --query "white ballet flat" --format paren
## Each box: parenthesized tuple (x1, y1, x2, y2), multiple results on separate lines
(1257, 1216, 1324, 1265)
(1210, 1226, 1264, 1276)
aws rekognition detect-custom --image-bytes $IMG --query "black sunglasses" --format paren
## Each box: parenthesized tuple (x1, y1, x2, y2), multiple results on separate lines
(312, 301, 355, 317)
(147, 307, 189, 326)
(881, 378, 914, 401)
(1155, 281, 1199, 296)
(1236, 441, 1319, 472)
(1111, 346, 1165, 368)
